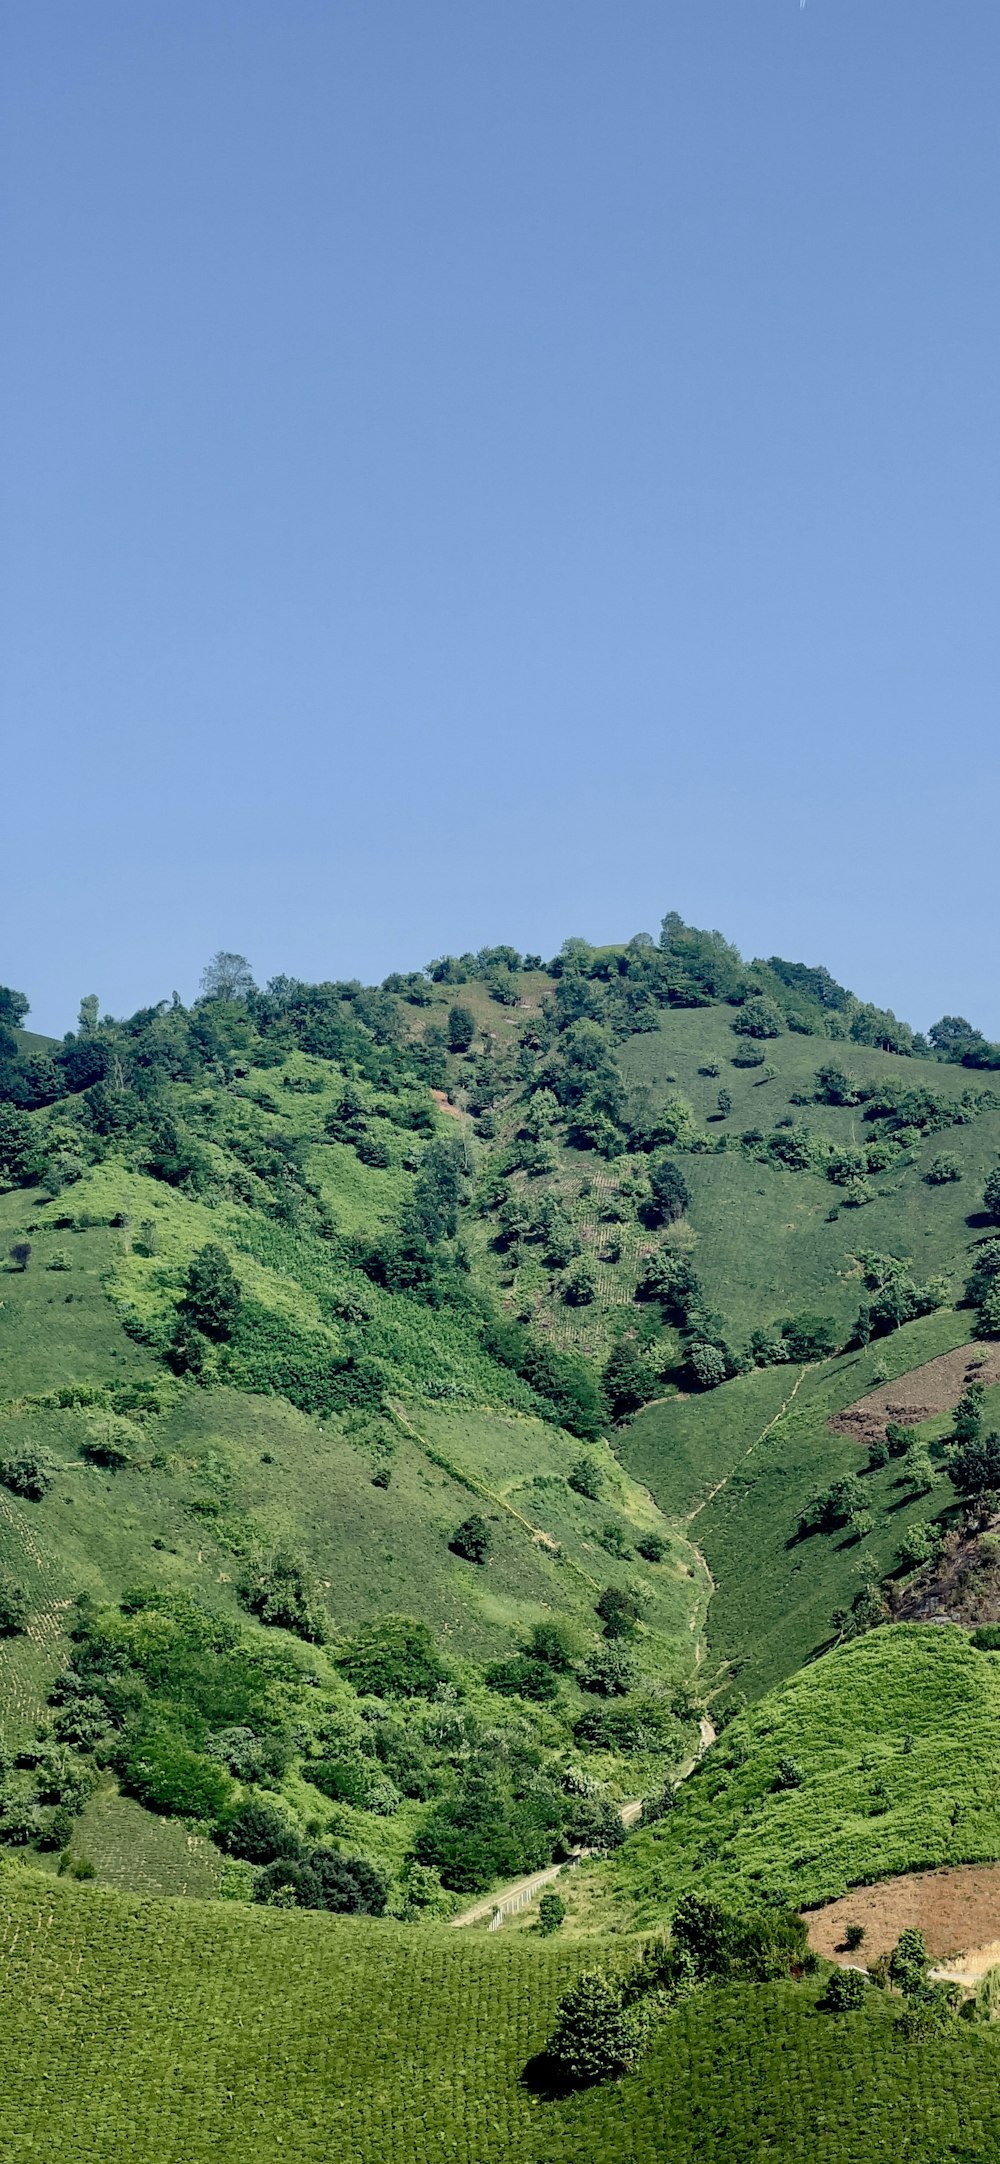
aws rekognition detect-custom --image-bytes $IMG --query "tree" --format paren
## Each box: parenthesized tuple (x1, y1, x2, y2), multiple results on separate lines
(0, 987, 29, 1030)
(732, 997, 782, 1039)
(562, 1256, 597, 1306)
(646, 1156, 690, 1226)
(221, 1797, 303, 1864)
(0, 1573, 28, 1634)
(595, 1585, 640, 1639)
(180, 1243, 240, 1340)
(447, 1005, 475, 1053)
(537, 1891, 566, 1935)
(568, 1455, 602, 1500)
(450, 1514, 491, 1565)
(717, 1088, 732, 1117)
(602, 1339, 657, 1421)
(688, 1342, 727, 1390)
(949, 1430, 1000, 1497)
(925, 1154, 961, 1185)
(237, 1549, 327, 1642)
(955, 1386, 986, 1444)
(636, 1531, 667, 1562)
(546, 1970, 651, 2085)
(200, 951, 255, 1002)
(77, 994, 99, 1035)
(985, 1168, 1000, 1226)
(8, 1242, 31, 1271)
(0, 1451, 53, 1501)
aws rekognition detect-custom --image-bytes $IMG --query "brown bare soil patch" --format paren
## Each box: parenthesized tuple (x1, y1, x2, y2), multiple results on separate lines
(805, 1862, 1000, 1966)
(430, 1089, 466, 1120)
(829, 1343, 1000, 1445)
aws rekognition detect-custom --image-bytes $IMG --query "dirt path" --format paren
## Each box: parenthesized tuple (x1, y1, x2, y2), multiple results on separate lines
(805, 1863, 1000, 1968)
(450, 1799, 644, 1929)
(685, 1368, 809, 1524)
(830, 1343, 1000, 1445)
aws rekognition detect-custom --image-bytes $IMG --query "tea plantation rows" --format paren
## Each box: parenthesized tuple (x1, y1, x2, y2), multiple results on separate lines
(2, 1869, 1000, 2163)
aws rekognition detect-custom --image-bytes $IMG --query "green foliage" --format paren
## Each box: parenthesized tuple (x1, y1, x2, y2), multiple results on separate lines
(0, 1571, 29, 1633)
(598, 1627, 1000, 1920)
(819, 1968, 866, 2012)
(568, 1453, 602, 1500)
(179, 1243, 241, 1341)
(449, 1513, 492, 1564)
(337, 1616, 449, 1699)
(537, 1890, 566, 1934)
(447, 1005, 476, 1053)
(547, 1969, 652, 2085)
(237, 1548, 328, 1641)
(0, 1448, 53, 1499)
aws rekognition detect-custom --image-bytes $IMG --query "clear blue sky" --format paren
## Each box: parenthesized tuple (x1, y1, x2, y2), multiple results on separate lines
(4, 1, 999, 1038)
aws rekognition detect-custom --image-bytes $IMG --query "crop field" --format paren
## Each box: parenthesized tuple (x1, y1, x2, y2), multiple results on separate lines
(620, 1306, 974, 1698)
(2, 1869, 1000, 2163)
(589, 1626, 1000, 1927)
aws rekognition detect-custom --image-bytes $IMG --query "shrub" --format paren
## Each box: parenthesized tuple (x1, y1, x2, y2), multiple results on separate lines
(449, 1514, 491, 1565)
(949, 1431, 1000, 1498)
(525, 1619, 578, 1672)
(536, 1891, 566, 1935)
(819, 1968, 866, 2012)
(546, 1970, 651, 2085)
(485, 1655, 559, 1703)
(577, 1644, 639, 1697)
(984, 1167, 1000, 1225)
(774, 1756, 804, 1791)
(0, 1572, 29, 1635)
(568, 1455, 602, 1501)
(636, 1531, 667, 1562)
(844, 1923, 866, 1951)
(338, 1616, 449, 1700)
(595, 1585, 640, 1639)
(8, 1241, 31, 1271)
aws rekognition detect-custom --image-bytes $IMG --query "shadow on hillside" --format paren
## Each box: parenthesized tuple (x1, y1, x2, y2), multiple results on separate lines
(520, 2052, 577, 2102)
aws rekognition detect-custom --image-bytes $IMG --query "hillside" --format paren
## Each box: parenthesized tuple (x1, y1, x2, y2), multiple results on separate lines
(578, 1626, 1000, 1928)
(3, 925, 1000, 2156)
(2, 1868, 1000, 2164)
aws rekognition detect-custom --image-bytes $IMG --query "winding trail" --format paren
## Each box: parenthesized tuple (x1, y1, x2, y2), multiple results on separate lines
(684, 1366, 809, 1524)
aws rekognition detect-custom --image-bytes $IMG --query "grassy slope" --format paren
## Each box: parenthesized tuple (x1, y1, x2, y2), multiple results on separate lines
(622, 1308, 973, 1701)
(589, 1626, 1000, 1925)
(2, 1868, 1000, 2163)
(0, 1166, 708, 1892)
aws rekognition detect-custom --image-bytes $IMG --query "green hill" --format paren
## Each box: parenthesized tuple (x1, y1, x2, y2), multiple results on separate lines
(583, 1625, 1000, 1926)
(3, 924, 1000, 2156)
(2, 1867, 1000, 2164)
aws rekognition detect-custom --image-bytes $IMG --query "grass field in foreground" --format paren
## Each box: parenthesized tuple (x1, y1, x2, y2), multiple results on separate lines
(2, 1868, 1000, 2163)
(585, 1625, 1000, 1929)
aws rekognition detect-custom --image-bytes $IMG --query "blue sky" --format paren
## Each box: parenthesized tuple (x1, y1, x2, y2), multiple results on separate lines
(4, 1, 999, 1037)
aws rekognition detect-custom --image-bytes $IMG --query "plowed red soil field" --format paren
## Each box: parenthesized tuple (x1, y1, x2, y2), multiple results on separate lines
(805, 1863, 1000, 1965)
